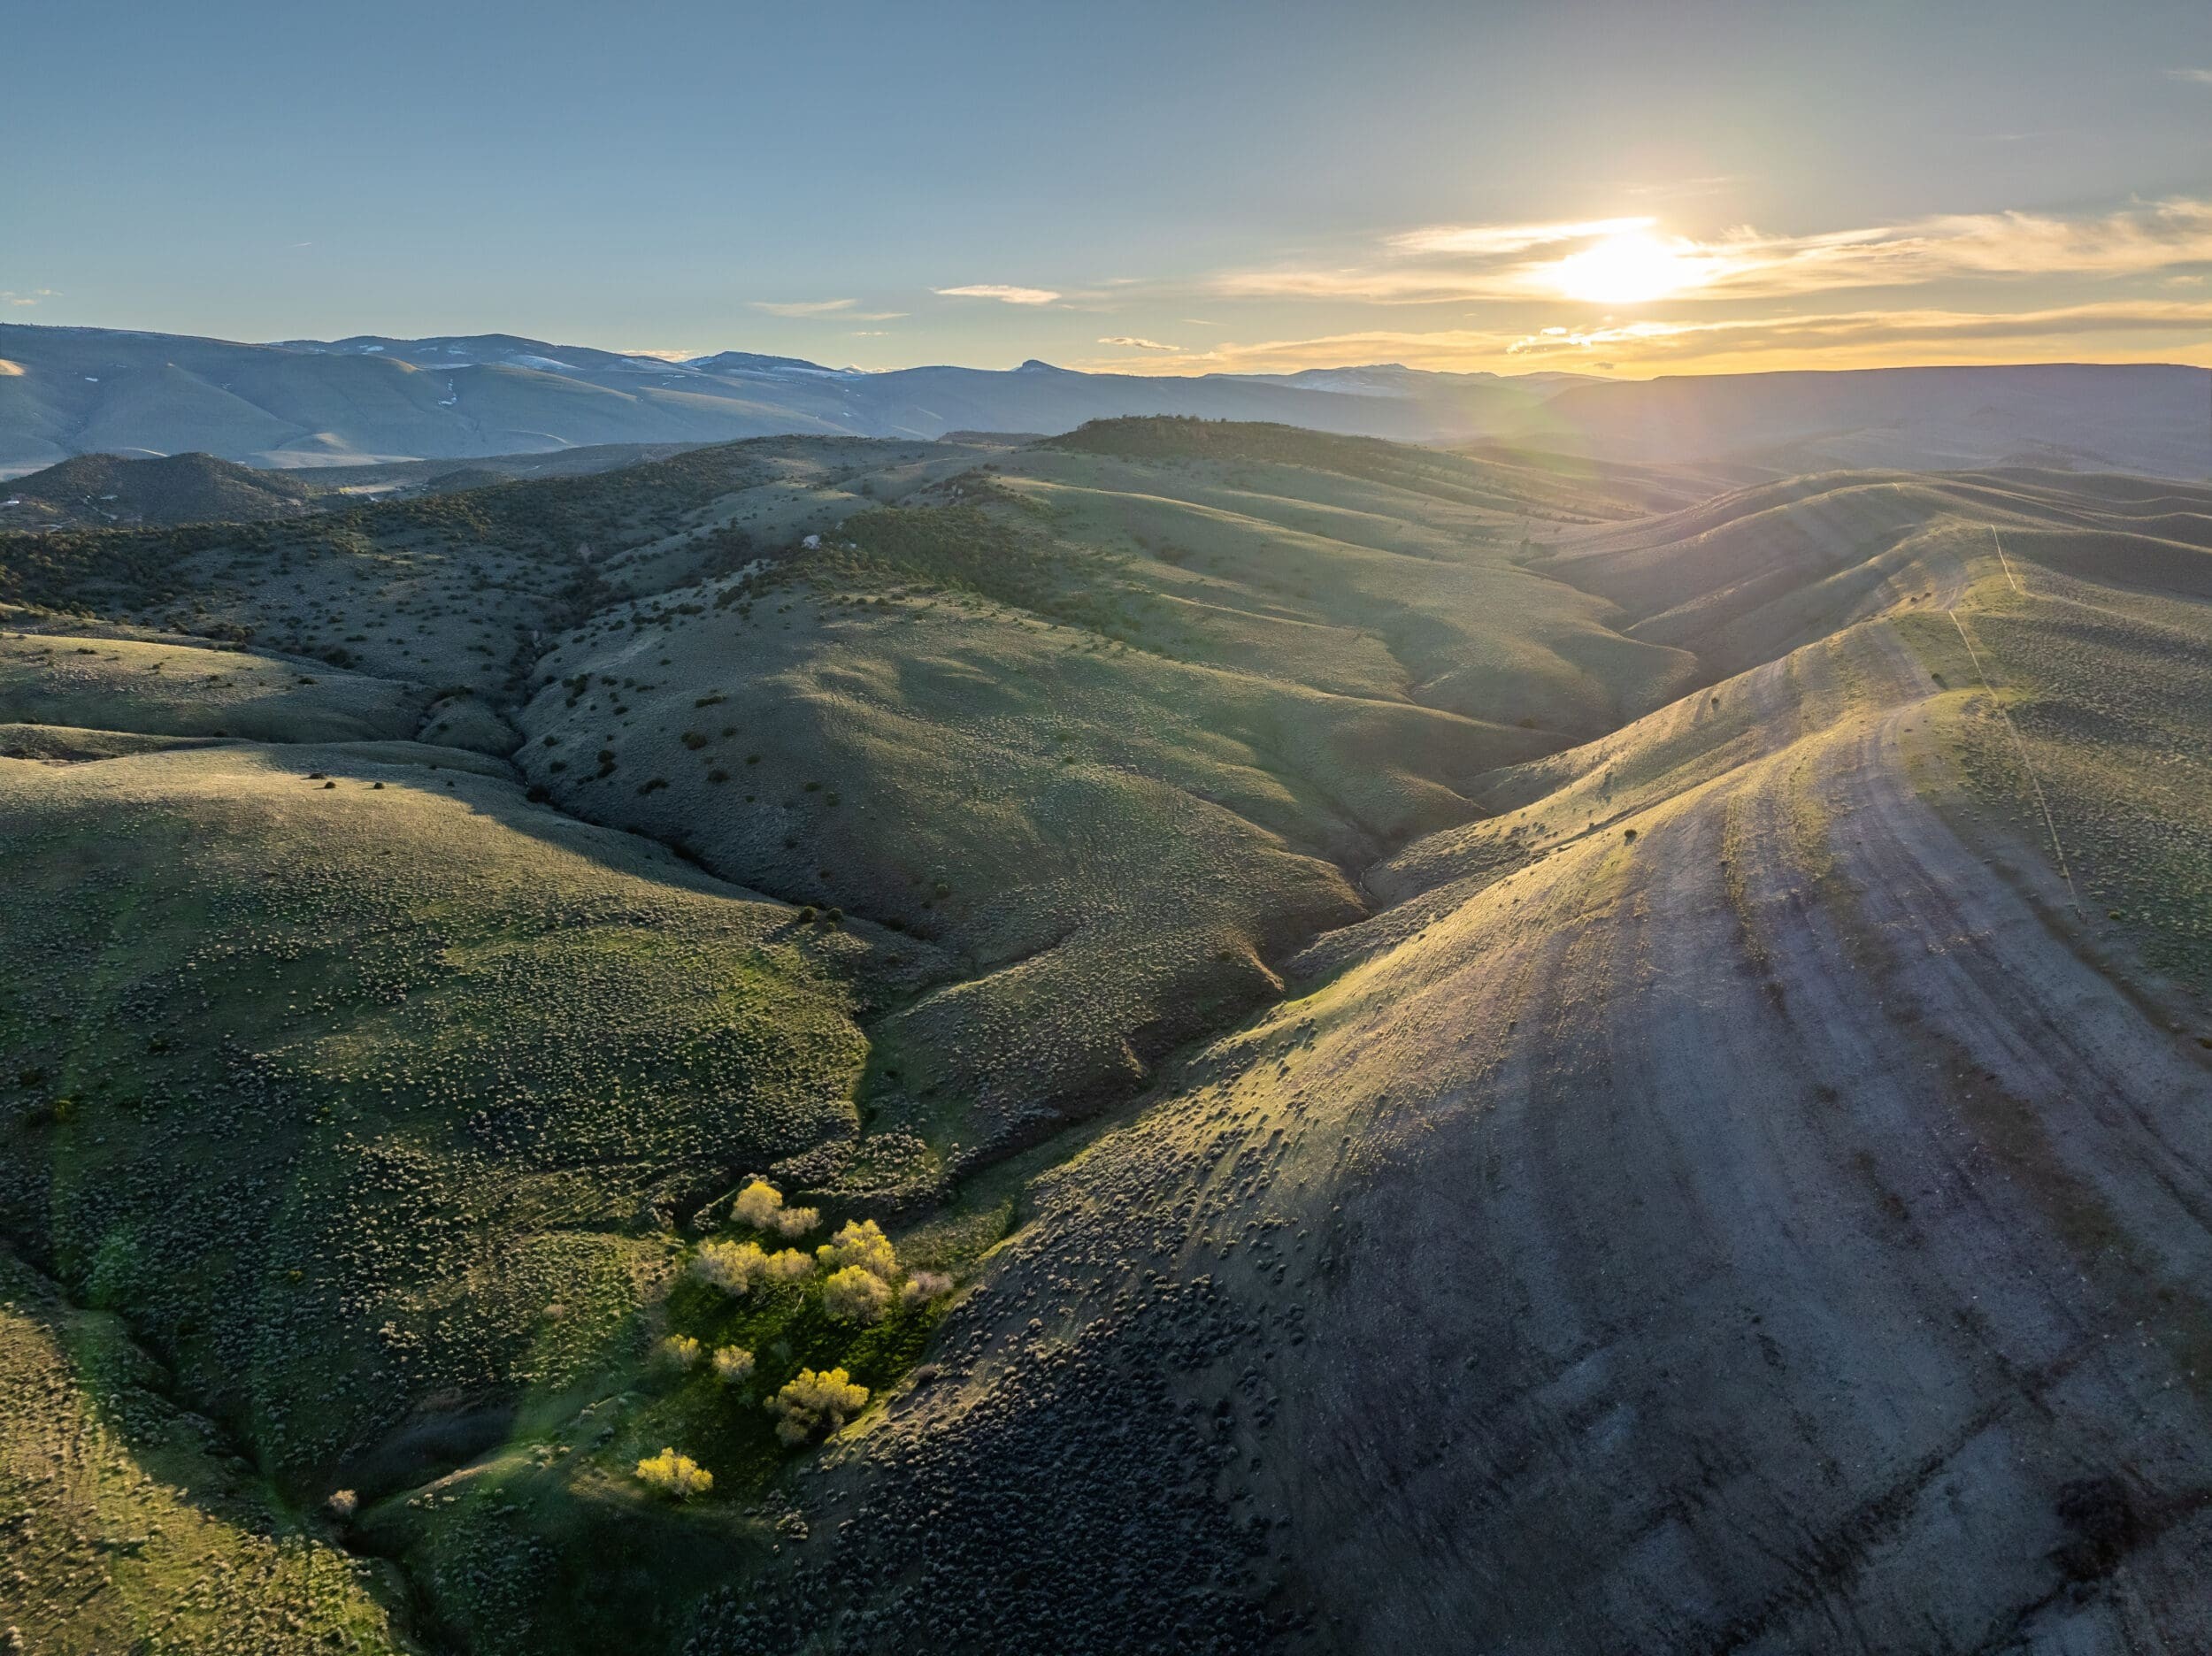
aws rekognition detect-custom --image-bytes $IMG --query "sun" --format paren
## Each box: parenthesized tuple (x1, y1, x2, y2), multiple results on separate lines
(1550, 231, 1710, 305)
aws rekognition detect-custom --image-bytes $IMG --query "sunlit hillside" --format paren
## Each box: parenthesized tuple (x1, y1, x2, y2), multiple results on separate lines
(4, 417, 2210, 1652)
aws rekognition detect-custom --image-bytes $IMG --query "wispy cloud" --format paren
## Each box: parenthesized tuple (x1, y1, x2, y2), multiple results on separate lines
(1097, 335, 1179, 351)
(2167, 68, 2212, 85)
(1071, 299, 2212, 378)
(1502, 299, 2212, 358)
(1620, 176, 1740, 201)
(1, 288, 58, 308)
(750, 298, 904, 320)
(621, 347, 698, 361)
(1387, 217, 1654, 257)
(752, 298, 859, 318)
(1218, 198, 2212, 306)
(934, 284, 1061, 305)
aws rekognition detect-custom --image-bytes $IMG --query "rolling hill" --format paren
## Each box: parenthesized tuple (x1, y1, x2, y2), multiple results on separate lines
(4, 421, 2212, 1653)
(0, 450, 320, 529)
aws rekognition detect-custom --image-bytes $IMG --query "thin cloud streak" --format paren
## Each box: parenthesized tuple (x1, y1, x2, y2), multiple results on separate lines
(934, 284, 1062, 305)
(1386, 217, 1653, 257)
(1074, 300, 2212, 378)
(1218, 198, 2212, 306)
(752, 298, 860, 317)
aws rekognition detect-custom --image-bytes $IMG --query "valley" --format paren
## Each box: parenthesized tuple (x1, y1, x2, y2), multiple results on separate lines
(4, 420, 2212, 1652)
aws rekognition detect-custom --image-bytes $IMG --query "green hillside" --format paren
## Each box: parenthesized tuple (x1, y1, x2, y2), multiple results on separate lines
(6, 426, 2212, 1653)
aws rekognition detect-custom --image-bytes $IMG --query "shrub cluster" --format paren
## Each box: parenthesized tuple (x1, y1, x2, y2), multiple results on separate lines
(821, 1265, 894, 1323)
(657, 1333, 704, 1369)
(692, 1239, 812, 1296)
(732, 1178, 819, 1238)
(635, 1446, 714, 1499)
(816, 1218, 896, 1279)
(766, 1368, 870, 1445)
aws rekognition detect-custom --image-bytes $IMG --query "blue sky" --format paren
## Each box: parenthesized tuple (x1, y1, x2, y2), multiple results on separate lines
(7, 0, 2211, 376)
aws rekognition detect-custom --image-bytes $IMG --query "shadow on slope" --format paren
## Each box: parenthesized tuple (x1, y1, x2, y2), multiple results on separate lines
(720, 521, 2212, 1654)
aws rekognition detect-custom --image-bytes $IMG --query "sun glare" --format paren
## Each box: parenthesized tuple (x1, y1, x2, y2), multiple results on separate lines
(1551, 231, 1709, 305)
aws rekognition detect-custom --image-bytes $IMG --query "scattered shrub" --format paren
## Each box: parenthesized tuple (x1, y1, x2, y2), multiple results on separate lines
(816, 1218, 896, 1281)
(635, 1446, 713, 1499)
(767, 1368, 869, 1444)
(764, 1247, 814, 1284)
(822, 1264, 894, 1324)
(692, 1239, 770, 1295)
(657, 1334, 704, 1369)
(901, 1269, 954, 1307)
(326, 1489, 359, 1520)
(711, 1345, 756, 1384)
(733, 1179, 819, 1238)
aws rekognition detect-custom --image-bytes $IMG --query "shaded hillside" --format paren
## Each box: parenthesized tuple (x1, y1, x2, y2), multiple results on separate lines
(1536, 362, 2212, 479)
(304, 441, 720, 496)
(0, 434, 970, 696)
(2, 450, 319, 528)
(1535, 465, 2212, 687)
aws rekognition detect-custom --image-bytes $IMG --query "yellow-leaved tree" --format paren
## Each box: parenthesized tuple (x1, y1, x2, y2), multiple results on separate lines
(635, 1447, 713, 1499)
(767, 1368, 869, 1444)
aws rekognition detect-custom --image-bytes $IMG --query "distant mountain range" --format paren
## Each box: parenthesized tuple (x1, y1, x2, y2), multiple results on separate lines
(2, 324, 2205, 479)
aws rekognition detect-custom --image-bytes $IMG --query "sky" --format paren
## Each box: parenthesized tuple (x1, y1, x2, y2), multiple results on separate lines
(6, 0, 2211, 380)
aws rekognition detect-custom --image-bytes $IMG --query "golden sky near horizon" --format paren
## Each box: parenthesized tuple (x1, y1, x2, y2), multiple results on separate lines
(9, 4, 2211, 380)
(1058, 198, 2212, 380)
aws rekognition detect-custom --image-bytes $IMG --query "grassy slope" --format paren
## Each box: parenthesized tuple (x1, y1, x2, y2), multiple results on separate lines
(0, 424, 1677, 1653)
(1538, 468, 2212, 682)
(0, 726, 947, 1648)
(0, 1247, 416, 1654)
(0, 434, 965, 699)
(18, 428, 2211, 1652)
(749, 491, 2212, 1652)
(514, 429, 1674, 1165)
(0, 632, 426, 744)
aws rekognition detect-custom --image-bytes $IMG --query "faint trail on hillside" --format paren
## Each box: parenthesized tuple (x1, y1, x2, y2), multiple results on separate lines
(1989, 525, 2024, 596)
(1947, 604, 2082, 919)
